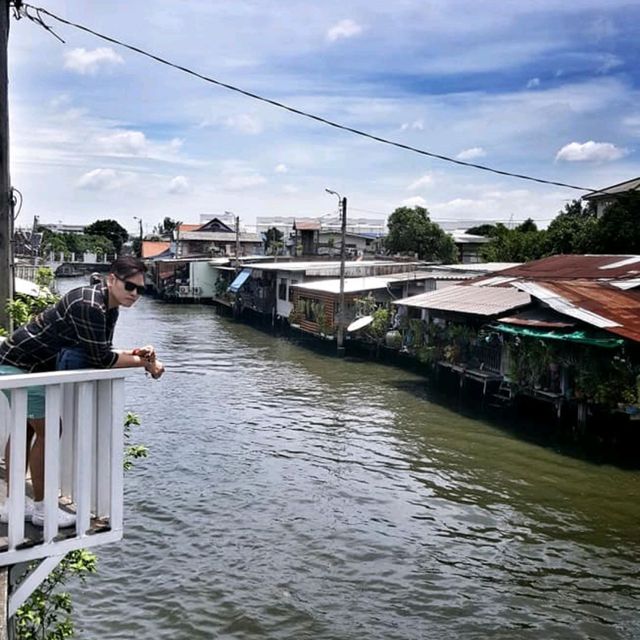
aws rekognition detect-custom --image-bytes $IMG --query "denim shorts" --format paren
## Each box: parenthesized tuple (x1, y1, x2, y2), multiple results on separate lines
(0, 364, 46, 420)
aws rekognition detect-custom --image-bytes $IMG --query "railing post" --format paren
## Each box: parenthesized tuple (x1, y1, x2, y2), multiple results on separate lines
(74, 382, 94, 535)
(7, 389, 27, 550)
(43, 385, 62, 543)
(95, 380, 112, 518)
(109, 378, 124, 532)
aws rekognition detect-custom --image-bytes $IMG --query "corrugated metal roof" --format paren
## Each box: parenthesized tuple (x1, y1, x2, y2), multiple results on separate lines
(471, 276, 517, 287)
(513, 281, 619, 328)
(431, 262, 521, 273)
(582, 176, 640, 200)
(293, 277, 391, 295)
(514, 279, 640, 343)
(393, 285, 530, 316)
(611, 278, 640, 290)
(254, 260, 424, 274)
(497, 254, 640, 280)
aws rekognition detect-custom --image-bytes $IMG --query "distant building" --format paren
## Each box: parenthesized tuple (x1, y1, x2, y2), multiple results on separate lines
(39, 222, 86, 234)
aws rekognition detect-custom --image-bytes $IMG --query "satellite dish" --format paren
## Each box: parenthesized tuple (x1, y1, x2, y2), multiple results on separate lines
(347, 315, 374, 332)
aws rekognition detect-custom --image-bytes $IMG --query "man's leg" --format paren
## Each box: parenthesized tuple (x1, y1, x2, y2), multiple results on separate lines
(27, 418, 44, 502)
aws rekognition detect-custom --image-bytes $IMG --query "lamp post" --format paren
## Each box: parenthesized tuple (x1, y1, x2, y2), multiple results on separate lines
(325, 189, 347, 357)
(133, 216, 143, 257)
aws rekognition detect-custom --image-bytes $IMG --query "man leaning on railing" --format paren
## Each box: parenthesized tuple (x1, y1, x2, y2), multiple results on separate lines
(0, 256, 165, 528)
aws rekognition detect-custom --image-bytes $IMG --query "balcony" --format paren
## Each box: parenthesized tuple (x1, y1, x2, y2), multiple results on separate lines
(0, 369, 130, 616)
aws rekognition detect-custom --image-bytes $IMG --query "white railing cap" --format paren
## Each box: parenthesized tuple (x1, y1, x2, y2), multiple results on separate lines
(0, 368, 132, 390)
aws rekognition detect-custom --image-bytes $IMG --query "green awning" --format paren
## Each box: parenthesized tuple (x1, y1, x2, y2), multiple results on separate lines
(491, 323, 625, 348)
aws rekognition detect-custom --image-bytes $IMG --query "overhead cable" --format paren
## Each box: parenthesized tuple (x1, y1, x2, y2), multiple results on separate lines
(19, 3, 599, 193)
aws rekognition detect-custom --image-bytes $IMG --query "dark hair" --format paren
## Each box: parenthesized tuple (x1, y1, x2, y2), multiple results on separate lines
(89, 272, 103, 285)
(109, 256, 147, 279)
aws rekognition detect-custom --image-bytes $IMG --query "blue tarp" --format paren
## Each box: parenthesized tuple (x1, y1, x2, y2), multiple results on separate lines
(227, 268, 252, 293)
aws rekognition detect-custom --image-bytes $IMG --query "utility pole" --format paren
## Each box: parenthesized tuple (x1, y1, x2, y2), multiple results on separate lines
(0, 0, 12, 332)
(326, 189, 347, 357)
(337, 196, 347, 357)
(235, 215, 240, 269)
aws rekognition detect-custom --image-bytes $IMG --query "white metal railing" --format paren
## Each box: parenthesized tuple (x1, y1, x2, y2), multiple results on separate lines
(0, 369, 129, 568)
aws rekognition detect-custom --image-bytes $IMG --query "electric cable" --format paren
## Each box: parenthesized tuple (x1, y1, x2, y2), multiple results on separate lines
(18, 3, 602, 194)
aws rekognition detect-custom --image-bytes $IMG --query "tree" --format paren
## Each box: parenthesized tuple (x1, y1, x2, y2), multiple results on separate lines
(545, 199, 597, 255)
(481, 223, 547, 262)
(264, 226, 284, 255)
(385, 206, 457, 263)
(85, 219, 129, 254)
(465, 224, 499, 237)
(515, 218, 538, 233)
(591, 192, 640, 254)
(157, 217, 178, 236)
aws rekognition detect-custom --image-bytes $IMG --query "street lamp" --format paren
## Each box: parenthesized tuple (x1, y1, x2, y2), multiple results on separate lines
(325, 188, 347, 357)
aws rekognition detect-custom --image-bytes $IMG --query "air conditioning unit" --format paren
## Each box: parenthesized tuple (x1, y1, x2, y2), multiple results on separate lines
(178, 285, 190, 296)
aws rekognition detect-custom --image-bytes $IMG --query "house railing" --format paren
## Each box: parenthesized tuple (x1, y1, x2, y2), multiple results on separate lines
(0, 369, 129, 575)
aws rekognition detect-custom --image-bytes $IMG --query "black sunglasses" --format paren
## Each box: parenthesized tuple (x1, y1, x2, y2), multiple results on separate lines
(115, 275, 145, 295)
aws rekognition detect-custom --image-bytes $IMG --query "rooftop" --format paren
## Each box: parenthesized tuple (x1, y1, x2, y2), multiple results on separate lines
(393, 284, 531, 316)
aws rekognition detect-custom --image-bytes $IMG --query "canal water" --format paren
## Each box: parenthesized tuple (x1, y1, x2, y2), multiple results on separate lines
(60, 281, 639, 639)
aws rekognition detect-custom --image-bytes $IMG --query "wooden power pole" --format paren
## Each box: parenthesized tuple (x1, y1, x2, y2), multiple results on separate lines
(0, 0, 12, 332)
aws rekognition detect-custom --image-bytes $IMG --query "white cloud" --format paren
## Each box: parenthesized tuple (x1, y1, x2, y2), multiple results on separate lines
(76, 168, 135, 191)
(168, 176, 190, 194)
(275, 163, 288, 174)
(326, 19, 363, 42)
(96, 130, 148, 156)
(400, 196, 427, 208)
(224, 174, 267, 190)
(408, 174, 433, 190)
(224, 114, 263, 134)
(64, 47, 124, 75)
(555, 140, 627, 163)
(400, 120, 424, 131)
(456, 147, 486, 161)
(526, 77, 540, 89)
(283, 185, 299, 194)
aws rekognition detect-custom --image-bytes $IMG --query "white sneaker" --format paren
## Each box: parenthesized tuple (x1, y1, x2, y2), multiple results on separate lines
(31, 502, 76, 529)
(0, 497, 36, 524)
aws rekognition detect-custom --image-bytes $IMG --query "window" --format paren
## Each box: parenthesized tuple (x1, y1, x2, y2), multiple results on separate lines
(278, 279, 287, 301)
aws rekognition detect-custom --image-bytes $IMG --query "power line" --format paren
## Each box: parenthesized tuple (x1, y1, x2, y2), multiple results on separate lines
(18, 3, 601, 195)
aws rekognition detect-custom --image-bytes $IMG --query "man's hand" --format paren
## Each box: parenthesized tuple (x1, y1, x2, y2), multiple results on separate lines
(134, 345, 156, 362)
(146, 359, 165, 379)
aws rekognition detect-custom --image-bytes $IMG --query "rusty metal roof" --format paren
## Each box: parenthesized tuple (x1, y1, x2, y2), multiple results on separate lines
(497, 308, 575, 329)
(393, 285, 530, 316)
(497, 254, 640, 280)
(514, 279, 640, 343)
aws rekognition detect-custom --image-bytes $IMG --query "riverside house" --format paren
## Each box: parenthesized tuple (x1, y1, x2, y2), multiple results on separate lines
(390, 254, 640, 424)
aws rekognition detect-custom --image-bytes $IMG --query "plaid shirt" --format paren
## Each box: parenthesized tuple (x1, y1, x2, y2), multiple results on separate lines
(0, 282, 119, 372)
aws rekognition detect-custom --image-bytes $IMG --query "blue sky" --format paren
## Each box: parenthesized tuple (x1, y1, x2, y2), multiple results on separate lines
(8, 1, 640, 235)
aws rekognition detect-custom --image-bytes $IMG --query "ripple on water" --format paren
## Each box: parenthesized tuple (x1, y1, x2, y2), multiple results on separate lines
(65, 297, 640, 640)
